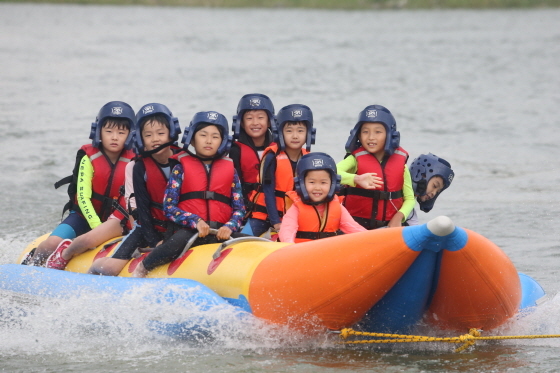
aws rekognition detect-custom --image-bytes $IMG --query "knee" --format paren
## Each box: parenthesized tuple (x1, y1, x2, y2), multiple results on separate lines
(37, 237, 60, 253)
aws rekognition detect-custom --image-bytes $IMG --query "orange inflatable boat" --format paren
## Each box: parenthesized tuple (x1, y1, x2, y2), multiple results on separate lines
(14, 216, 544, 333)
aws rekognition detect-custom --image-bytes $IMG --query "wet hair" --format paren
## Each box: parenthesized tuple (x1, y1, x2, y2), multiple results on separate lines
(194, 123, 224, 139)
(304, 169, 332, 181)
(283, 121, 306, 129)
(102, 118, 131, 131)
(140, 114, 170, 134)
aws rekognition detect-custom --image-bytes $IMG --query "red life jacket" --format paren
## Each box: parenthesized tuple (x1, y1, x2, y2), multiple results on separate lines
(77, 144, 135, 223)
(343, 146, 408, 229)
(111, 147, 183, 230)
(141, 155, 173, 232)
(174, 153, 234, 228)
(248, 144, 309, 221)
(236, 141, 260, 188)
(286, 191, 341, 243)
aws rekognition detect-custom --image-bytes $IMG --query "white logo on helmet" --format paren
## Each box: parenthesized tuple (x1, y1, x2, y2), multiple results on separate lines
(112, 107, 123, 115)
(448, 174, 454, 183)
(142, 105, 154, 114)
(366, 110, 377, 118)
(207, 112, 219, 121)
(292, 110, 303, 118)
(249, 98, 261, 107)
(312, 159, 324, 168)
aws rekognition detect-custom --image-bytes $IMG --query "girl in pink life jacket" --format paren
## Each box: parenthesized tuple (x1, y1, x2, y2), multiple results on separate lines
(241, 104, 316, 238)
(132, 111, 246, 278)
(279, 152, 365, 244)
(337, 105, 415, 230)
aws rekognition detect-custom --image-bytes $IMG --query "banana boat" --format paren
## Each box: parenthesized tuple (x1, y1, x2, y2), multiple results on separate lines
(5, 216, 544, 333)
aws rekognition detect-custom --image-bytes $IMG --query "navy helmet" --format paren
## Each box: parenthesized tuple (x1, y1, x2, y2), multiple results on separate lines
(232, 93, 277, 141)
(294, 152, 341, 204)
(409, 153, 454, 212)
(181, 111, 232, 158)
(274, 104, 316, 151)
(89, 101, 135, 149)
(344, 105, 400, 155)
(134, 103, 181, 153)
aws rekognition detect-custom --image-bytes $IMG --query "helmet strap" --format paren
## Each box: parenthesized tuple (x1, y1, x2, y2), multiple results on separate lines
(140, 140, 176, 157)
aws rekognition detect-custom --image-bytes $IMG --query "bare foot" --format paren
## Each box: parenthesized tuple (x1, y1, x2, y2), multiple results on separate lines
(132, 261, 149, 278)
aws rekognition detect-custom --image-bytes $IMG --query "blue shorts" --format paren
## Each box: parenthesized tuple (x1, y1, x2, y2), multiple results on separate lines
(241, 218, 271, 237)
(50, 211, 91, 240)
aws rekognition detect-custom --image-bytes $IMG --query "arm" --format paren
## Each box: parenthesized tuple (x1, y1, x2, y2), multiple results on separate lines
(76, 155, 102, 229)
(133, 161, 159, 247)
(262, 153, 282, 227)
(336, 155, 358, 187)
(124, 160, 136, 210)
(399, 166, 415, 221)
(229, 143, 243, 183)
(223, 169, 246, 233)
(337, 155, 383, 189)
(388, 166, 415, 227)
(278, 204, 299, 243)
(339, 205, 367, 234)
(163, 164, 202, 229)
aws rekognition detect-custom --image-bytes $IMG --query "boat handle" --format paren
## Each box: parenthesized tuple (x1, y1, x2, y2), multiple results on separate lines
(212, 236, 272, 260)
(177, 228, 220, 257)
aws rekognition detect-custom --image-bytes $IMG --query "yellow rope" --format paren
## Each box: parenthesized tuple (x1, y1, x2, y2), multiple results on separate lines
(337, 328, 560, 352)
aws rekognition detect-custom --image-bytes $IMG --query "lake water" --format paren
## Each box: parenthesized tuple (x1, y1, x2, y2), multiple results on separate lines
(1, 3, 560, 372)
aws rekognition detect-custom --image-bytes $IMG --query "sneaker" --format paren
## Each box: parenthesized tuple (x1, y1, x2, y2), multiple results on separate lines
(45, 239, 72, 270)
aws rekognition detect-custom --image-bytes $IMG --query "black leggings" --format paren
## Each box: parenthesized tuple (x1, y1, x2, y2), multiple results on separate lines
(141, 228, 248, 271)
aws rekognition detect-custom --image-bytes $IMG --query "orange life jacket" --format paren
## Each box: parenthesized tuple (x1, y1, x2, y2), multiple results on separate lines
(343, 146, 408, 229)
(247, 144, 309, 221)
(286, 191, 341, 243)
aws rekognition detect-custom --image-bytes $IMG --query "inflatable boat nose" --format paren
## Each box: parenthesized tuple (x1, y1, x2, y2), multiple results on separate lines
(403, 216, 469, 253)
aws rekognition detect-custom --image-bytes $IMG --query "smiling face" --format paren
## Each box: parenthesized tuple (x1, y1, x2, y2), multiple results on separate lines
(192, 124, 222, 159)
(359, 122, 386, 159)
(100, 120, 130, 156)
(242, 110, 269, 145)
(141, 119, 171, 154)
(282, 122, 307, 151)
(418, 175, 445, 202)
(304, 169, 331, 203)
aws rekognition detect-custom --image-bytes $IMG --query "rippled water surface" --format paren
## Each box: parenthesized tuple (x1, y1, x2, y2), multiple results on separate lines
(1, 4, 559, 372)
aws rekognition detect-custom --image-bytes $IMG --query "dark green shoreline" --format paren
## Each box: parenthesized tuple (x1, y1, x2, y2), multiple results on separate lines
(3, 0, 560, 8)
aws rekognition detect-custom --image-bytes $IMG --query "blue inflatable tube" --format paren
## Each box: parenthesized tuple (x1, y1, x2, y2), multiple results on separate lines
(0, 264, 250, 338)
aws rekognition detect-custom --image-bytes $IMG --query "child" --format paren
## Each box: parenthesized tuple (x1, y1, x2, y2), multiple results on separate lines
(48, 103, 181, 272)
(229, 93, 276, 205)
(337, 105, 415, 230)
(27, 101, 135, 266)
(242, 104, 316, 237)
(132, 111, 245, 278)
(405, 153, 454, 226)
(279, 152, 366, 243)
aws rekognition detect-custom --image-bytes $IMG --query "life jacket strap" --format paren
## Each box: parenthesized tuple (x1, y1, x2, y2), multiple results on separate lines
(253, 203, 284, 218)
(346, 187, 403, 200)
(352, 216, 389, 230)
(179, 191, 230, 205)
(295, 231, 338, 240)
(54, 175, 73, 190)
(242, 182, 260, 197)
